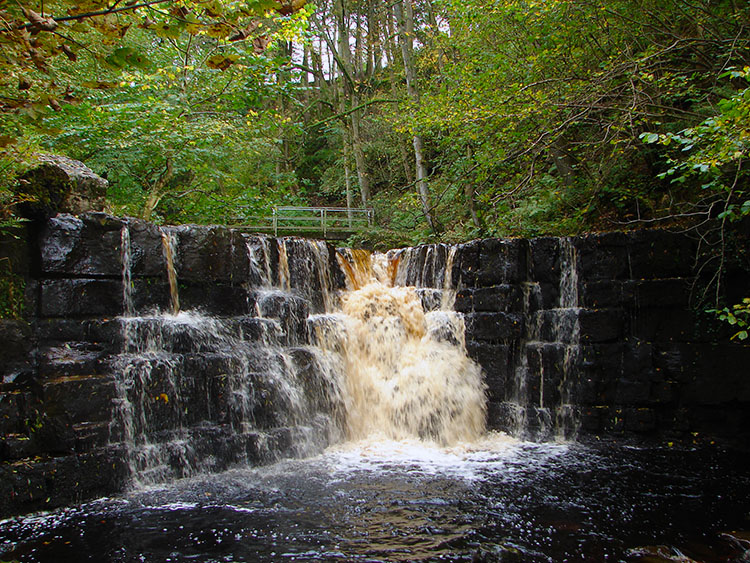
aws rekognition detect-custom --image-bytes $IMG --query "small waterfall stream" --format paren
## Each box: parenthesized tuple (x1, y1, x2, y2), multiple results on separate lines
(111, 234, 350, 486)
(503, 237, 582, 440)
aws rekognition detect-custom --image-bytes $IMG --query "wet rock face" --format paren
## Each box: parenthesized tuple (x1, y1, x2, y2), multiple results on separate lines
(2, 213, 750, 519)
(1, 214, 350, 518)
(446, 231, 750, 443)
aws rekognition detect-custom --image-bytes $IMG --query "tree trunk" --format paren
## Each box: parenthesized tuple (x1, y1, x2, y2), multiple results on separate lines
(350, 95, 371, 206)
(142, 158, 173, 222)
(465, 146, 481, 229)
(334, 0, 371, 206)
(396, 0, 436, 232)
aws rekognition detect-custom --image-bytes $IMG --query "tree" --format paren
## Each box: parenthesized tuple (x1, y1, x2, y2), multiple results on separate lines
(1, 0, 311, 222)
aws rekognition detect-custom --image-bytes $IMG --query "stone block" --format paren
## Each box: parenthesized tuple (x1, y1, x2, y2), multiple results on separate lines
(72, 421, 111, 453)
(624, 407, 656, 432)
(40, 279, 123, 318)
(627, 229, 696, 279)
(577, 231, 630, 281)
(125, 217, 167, 277)
(454, 285, 524, 313)
(455, 240, 480, 286)
(615, 379, 651, 404)
(0, 446, 129, 518)
(528, 237, 560, 283)
(650, 381, 679, 404)
(40, 213, 124, 277)
(16, 156, 108, 220)
(579, 405, 608, 432)
(465, 312, 523, 342)
(42, 374, 116, 423)
(39, 344, 107, 377)
(579, 343, 624, 374)
(525, 342, 567, 407)
(466, 342, 514, 400)
(255, 292, 309, 344)
(180, 283, 253, 317)
(478, 238, 528, 286)
(630, 278, 691, 308)
(173, 225, 242, 283)
(581, 280, 631, 309)
(534, 308, 580, 343)
(578, 308, 625, 343)
(474, 285, 524, 312)
(453, 288, 473, 313)
(622, 339, 654, 380)
(131, 279, 172, 313)
(634, 308, 715, 343)
(535, 282, 560, 310)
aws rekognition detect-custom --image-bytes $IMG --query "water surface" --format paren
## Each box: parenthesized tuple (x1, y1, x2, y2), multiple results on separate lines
(2, 437, 748, 562)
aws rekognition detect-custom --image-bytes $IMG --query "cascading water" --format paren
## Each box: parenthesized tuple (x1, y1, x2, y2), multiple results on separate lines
(314, 251, 487, 446)
(110, 234, 349, 487)
(5, 229, 750, 563)
(160, 228, 181, 315)
(503, 237, 582, 440)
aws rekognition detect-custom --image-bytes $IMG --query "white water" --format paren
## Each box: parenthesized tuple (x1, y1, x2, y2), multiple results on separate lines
(323, 250, 488, 447)
(113, 235, 499, 487)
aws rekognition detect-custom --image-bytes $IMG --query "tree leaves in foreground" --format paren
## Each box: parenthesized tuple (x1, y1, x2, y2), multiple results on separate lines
(0, 0, 309, 223)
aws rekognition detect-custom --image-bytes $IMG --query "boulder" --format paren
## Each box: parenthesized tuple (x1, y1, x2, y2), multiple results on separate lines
(15, 155, 107, 219)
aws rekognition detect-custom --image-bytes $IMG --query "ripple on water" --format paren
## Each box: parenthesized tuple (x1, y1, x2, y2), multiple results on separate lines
(1, 440, 749, 562)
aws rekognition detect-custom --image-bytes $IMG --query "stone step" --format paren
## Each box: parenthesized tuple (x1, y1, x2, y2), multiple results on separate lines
(42, 374, 117, 423)
(39, 343, 109, 378)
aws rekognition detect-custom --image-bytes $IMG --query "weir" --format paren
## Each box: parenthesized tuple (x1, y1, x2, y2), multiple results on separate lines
(1, 213, 749, 539)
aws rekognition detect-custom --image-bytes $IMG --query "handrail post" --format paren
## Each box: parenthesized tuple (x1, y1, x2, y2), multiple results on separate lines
(273, 207, 278, 237)
(322, 208, 326, 238)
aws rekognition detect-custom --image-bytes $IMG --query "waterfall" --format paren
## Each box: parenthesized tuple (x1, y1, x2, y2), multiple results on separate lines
(554, 238, 581, 438)
(120, 222, 134, 317)
(277, 239, 291, 292)
(160, 228, 180, 315)
(109, 228, 591, 489)
(503, 237, 582, 440)
(110, 235, 348, 487)
(323, 250, 487, 446)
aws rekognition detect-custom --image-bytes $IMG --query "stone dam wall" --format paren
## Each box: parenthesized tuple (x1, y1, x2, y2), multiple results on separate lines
(1, 212, 749, 518)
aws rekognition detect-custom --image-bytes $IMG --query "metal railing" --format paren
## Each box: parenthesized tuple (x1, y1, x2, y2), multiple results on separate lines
(235, 206, 374, 237)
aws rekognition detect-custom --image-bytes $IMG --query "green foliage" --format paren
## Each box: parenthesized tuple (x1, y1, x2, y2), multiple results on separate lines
(710, 298, 750, 341)
(1, 0, 749, 247)
(0, 264, 25, 319)
(642, 67, 750, 222)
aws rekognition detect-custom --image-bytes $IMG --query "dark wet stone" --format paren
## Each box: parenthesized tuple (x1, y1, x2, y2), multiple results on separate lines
(39, 214, 124, 277)
(528, 237, 560, 283)
(465, 312, 523, 342)
(627, 229, 697, 279)
(576, 231, 630, 281)
(578, 308, 625, 343)
(40, 278, 123, 318)
(478, 238, 528, 286)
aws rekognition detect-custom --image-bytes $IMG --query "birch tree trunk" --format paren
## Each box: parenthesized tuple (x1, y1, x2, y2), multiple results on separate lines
(395, 0, 436, 232)
(334, 0, 371, 206)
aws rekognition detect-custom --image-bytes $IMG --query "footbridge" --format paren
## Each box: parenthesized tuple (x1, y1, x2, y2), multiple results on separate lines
(233, 206, 374, 240)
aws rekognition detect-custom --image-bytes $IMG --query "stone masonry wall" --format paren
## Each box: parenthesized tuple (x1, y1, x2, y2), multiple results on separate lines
(446, 230, 750, 442)
(1, 213, 749, 519)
